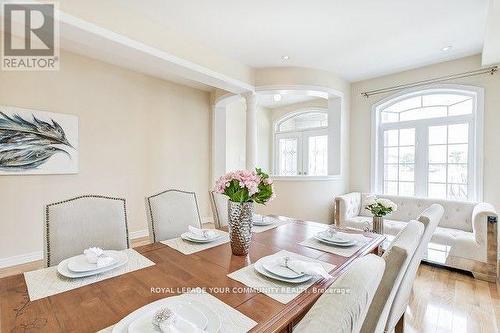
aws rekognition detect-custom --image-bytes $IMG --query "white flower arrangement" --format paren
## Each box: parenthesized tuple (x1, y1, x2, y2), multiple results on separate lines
(365, 196, 398, 217)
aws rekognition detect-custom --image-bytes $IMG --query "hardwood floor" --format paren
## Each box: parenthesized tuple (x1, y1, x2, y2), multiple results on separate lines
(405, 263, 499, 333)
(0, 237, 498, 333)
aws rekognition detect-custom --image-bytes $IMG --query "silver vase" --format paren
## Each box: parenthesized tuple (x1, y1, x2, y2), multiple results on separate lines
(373, 216, 384, 234)
(228, 201, 254, 256)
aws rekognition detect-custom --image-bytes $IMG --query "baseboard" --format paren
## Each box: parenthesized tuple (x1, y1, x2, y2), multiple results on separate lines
(201, 215, 214, 224)
(129, 229, 149, 239)
(0, 251, 43, 269)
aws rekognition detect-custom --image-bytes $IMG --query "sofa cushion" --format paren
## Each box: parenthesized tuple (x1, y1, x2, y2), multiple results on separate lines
(360, 194, 475, 232)
(430, 226, 474, 247)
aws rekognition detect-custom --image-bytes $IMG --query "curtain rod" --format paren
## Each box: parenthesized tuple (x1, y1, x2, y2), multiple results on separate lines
(361, 65, 498, 98)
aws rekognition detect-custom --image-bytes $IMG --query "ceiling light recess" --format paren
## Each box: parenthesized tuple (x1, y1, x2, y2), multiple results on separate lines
(281, 55, 290, 61)
(273, 94, 282, 102)
(441, 45, 453, 52)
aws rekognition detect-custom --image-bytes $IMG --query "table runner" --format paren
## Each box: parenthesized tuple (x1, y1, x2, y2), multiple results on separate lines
(98, 289, 257, 333)
(161, 230, 229, 255)
(227, 250, 335, 304)
(24, 249, 155, 301)
(252, 216, 292, 233)
(299, 232, 372, 257)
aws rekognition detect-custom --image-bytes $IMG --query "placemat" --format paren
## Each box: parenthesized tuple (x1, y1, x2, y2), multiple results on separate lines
(252, 216, 292, 233)
(227, 250, 335, 304)
(300, 232, 372, 257)
(161, 230, 229, 255)
(97, 289, 257, 333)
(24, 249, 155, 301)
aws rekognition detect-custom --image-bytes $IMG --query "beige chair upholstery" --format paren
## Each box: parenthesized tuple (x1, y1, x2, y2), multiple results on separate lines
(45, 195, 129, 267)
(294, 254, 385, 333)
(146, 189, 202, 242)
(360, 220, 424, 333)
(210, 191, 228, 228)
(384, 204, 443, 332)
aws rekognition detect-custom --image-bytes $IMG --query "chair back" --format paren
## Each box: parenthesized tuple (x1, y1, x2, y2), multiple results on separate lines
(384, 204, 444, 331)
(210, 191, 228, 228)
(294, 254, 385, 333)
(45, 195, 129, 267)
(360, 220, 424, 333)
(146, 189, 201, 242)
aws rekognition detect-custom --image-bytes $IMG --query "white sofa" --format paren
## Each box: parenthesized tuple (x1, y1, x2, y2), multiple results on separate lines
(335, 193, 497, 281)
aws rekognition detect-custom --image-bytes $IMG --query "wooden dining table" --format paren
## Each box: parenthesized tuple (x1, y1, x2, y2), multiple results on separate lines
(0, 216, 385, 333)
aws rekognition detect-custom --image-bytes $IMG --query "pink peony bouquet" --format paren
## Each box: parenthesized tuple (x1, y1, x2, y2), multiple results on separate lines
(214, 168, 275, 204)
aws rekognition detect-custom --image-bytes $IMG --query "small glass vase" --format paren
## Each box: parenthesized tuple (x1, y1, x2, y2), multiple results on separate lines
(227, 201, 254, 256)
(372, 216, 384, 234)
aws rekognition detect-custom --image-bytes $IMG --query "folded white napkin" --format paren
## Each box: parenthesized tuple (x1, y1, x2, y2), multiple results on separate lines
(83, 247, 114, 267)
(279, 257, 332, 279)
(153, 307, 204, 333)
(188, 225, 217, 239)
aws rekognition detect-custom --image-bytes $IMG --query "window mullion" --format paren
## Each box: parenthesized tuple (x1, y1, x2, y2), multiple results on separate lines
(415, 124, 427, 197)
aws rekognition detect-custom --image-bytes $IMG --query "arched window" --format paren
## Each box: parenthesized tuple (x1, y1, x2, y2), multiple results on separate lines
(372, 86, 483, 201)
(274, 110, 328, 176)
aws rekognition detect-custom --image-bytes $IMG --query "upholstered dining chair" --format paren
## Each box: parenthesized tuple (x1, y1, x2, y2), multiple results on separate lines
(384, 204, 444, 333)
(146, 189, 202, 242)
(294, 254, 386, 333)
(360, 220, 425, 333)
(44, 195, 129, 267)
(210, 191, 228, 228)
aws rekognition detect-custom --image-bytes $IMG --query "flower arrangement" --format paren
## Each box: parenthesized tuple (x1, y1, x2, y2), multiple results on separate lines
(365, 196, 397, 217)
(214, 168, 275, 204)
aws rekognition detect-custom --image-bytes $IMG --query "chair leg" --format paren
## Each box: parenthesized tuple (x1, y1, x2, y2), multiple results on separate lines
(395, 314, 404, 333)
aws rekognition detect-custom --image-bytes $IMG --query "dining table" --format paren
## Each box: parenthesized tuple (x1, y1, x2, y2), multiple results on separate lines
(0, 216, 385, 333)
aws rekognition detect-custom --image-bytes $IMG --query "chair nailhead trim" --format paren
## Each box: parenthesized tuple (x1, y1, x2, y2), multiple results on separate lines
(45, 194, 128, 267)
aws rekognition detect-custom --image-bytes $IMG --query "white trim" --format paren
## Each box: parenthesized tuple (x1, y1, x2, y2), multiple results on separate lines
(271, 175, 343, 181)
(0, 251, 43, 269)
(201, 215, 214, 224)
(274, 107, 328, 133)
(370, 84, 484, 201)
(129, 229, 150, 239)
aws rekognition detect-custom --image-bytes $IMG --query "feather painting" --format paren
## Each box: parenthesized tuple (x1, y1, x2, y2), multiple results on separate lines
(0, 106, 78, 175)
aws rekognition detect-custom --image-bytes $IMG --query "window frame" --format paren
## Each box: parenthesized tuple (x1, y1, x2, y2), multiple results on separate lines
(273, 108, 329, 176)
(371, 84, 484, 201)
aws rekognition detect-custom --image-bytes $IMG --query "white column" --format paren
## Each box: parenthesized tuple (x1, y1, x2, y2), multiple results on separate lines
(244, 91, 257, 170)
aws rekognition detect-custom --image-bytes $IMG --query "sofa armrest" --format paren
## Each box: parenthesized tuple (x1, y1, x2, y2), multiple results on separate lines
(471, 202, 497, 245)
(335, 192, 361, 225)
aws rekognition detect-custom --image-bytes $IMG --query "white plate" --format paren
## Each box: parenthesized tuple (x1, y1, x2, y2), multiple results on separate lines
(314, 236, 357, 247)
(181, 233, 221, 243)
(254, 257, 313, 284)
(128, 301, 207, 333)
(57, 251, 128, 278)
(67, 251, 117, 272)
(253, 217, 274, 226)
(316, 231, 351, 243)
(261, 257, 304, 279)
(184, 231, 220, 242)
(112, 296, 222, 333)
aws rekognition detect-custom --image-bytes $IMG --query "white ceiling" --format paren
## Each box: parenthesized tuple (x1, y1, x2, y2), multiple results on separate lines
(120, 0, 489, 82)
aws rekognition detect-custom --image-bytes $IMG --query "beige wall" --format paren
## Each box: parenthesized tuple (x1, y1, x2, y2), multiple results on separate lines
(0, 50, 211, 260)
(350, 55, 500, 210)
(252, 68, 351, 223)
